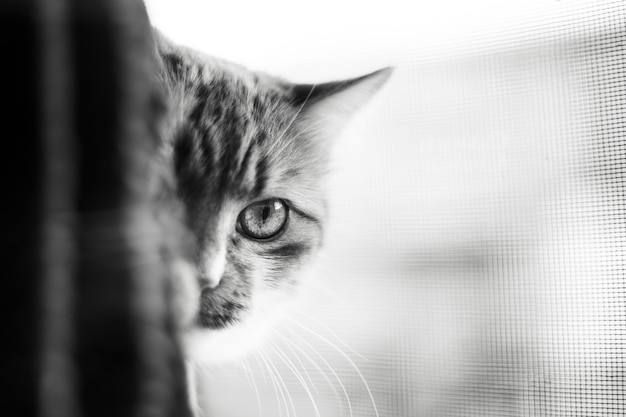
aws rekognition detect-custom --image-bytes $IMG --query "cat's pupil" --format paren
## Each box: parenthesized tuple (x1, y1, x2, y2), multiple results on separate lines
(262, 206, 270, 222)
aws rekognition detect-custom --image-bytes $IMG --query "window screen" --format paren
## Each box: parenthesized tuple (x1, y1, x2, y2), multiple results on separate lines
(146, 1, 626, 416)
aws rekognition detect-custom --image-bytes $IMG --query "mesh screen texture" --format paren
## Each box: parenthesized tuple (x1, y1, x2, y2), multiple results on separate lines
(189, 2, 626, 416)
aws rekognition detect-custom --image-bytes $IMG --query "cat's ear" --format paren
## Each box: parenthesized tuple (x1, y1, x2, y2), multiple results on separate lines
(290, 68, 393, 139)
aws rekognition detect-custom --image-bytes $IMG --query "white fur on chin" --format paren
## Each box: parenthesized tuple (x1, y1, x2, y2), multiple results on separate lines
(173, 260, 314, 365)
(182, 297, 292, 364)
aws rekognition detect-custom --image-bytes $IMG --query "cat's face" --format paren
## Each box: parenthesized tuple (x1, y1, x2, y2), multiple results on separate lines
(154, 31, 390, 363)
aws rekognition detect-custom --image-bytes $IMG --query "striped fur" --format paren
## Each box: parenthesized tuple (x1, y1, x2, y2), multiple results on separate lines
(152, 29, 391, 363)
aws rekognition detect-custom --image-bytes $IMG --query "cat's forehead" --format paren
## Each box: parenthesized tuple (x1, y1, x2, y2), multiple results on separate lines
(159, 46, 291, 112)
(163, 49, 322, 213)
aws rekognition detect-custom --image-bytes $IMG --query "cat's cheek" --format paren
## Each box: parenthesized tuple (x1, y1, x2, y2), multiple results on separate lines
(182, 268, 314, 365)
(170, 259, 201, 329)
(260, 246, 320, 290)
(182, 311, 273, 364)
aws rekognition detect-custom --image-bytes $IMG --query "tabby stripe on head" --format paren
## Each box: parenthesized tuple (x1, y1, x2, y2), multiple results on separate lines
(163, 53, 185, 81)
(235, 142, 255, 184)
(216, 107, 243, 194)
(189, 93, 207, 126)
(173, 127, 211, 200)
(198, 128, 214, 175)
(173, 127, 194, 176)
(252, 156, 268, 198)
(252, 96, 263, 116)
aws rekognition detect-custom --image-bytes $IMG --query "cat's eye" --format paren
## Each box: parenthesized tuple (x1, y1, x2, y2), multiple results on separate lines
(238, 198, 288, 240)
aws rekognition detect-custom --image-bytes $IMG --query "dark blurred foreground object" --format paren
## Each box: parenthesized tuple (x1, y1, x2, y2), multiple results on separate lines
(2, 0, 192, 416)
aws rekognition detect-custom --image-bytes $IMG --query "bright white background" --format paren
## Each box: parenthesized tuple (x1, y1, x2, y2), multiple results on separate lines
(145, 2, 626, 416)
(145, 0, 607, 76)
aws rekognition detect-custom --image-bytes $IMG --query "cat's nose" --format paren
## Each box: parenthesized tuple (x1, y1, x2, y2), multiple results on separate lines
(198, 247, 226, 289)
(198, 269, 223, 289)
(198, 275, 219, 289)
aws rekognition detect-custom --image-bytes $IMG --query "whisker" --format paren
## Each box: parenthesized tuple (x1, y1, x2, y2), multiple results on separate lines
(253, 354, 269, 384)
(242, 355, 263, 417)
(275, 332, 343, 406)
(258, 348, 289, 417)
(267, 85, 316, 155)
(260, 347, 297, 417)
(287, 319, 380, 417)
(293, 312, 368, 361)
(274, 331, 319, 395)
(239, 358, 254, 391)
(267, 335, 322, 417)
(283, 327, 354, 417)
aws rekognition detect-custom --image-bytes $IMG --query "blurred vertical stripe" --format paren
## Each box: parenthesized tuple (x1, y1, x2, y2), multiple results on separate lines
(2, 1, 192, 416)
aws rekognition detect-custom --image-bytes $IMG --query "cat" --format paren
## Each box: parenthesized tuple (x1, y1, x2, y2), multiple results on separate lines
(150, 28, 391, 407)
